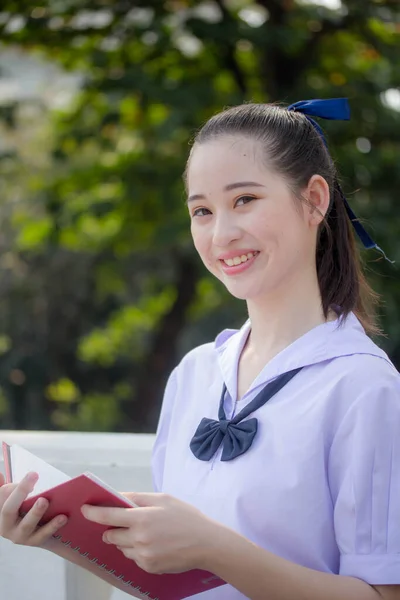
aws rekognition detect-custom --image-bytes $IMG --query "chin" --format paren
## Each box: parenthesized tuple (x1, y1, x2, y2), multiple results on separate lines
(224, 283, 263, 301)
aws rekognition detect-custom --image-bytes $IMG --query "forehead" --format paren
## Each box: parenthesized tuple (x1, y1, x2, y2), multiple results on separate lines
(187, 137, 266, 188)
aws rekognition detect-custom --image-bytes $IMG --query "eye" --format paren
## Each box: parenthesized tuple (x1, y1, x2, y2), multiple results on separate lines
(235, 195, 255, 207)
(192, 207, 212, 217)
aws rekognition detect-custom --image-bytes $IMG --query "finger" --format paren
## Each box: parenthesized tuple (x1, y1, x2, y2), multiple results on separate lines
(0, 473, 5, 486)
(117, 546, 137, 560)
(0, 483, 18, 510)
(119, 492, 140, 508)
(29, 513, 68, 547)
(103, 527, 132, 547)
(12, 496, 50, 543)
(2, 472, 38, 520)
(121, 492, 168, 507)
(0, 473, 38, 529)
(81, 505, 135, 527)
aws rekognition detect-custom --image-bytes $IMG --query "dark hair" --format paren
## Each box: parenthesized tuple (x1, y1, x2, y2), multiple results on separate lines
(187, 103, 380, 335)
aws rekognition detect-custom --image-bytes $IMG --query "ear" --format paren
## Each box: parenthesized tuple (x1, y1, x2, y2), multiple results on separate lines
(304, 174, 330, 227)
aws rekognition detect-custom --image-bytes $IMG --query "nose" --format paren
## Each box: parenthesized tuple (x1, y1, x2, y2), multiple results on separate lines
(212, 213, 242, 248)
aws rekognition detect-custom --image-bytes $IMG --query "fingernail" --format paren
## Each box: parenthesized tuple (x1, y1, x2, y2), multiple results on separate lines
(26, 472, 38, 483)
(35, 498, 48, 510)
(57, 516, 67, 527)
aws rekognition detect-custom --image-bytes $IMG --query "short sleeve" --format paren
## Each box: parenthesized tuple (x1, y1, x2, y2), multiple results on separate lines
(151, 367, 178, 493)
(329, 376, 400, 584)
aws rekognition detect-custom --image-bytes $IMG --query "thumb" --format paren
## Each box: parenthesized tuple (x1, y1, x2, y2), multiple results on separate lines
(121, 492, 167, 507)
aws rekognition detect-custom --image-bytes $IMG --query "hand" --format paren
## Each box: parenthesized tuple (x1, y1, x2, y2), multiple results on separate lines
(0, 471, 68, 547)
(81, 492, 224, 575)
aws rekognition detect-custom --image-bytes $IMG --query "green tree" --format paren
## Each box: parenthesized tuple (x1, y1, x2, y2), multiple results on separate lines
(0, 0, 399, 432)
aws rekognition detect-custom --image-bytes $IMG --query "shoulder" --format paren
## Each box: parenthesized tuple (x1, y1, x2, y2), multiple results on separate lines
(178, 340, 215, 370)
(160, 323, 243, 413)
(152, 326, 240, 471)
(327, 353, 400, 427)
(326, 352, 400, 451)
(174, 326, 241, 380)
(319, 315, 399, 400)
(302, 323, 400, 434)
(327, 345, 400, 473)
(332, 350, 398, 388)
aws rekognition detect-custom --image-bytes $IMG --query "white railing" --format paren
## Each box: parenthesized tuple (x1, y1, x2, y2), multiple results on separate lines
(0, 431, 156, 600)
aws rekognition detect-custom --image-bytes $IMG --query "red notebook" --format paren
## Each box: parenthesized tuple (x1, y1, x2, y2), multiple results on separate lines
(2, 442, 225, 600)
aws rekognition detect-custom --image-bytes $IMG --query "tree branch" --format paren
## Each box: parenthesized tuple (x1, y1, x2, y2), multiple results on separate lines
(214, 0, 248, 96)
(255, 0, 361, 97)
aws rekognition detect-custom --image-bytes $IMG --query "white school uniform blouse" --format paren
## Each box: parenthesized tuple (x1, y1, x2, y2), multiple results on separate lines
(151, 313, 400, 599)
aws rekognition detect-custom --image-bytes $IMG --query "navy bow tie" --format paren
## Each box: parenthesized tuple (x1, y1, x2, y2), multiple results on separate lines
(288, 98, 393, 263)
(190, 368, 302, 462)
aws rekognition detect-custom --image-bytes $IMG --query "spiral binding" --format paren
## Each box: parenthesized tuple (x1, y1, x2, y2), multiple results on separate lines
(52, 535, 160, 600)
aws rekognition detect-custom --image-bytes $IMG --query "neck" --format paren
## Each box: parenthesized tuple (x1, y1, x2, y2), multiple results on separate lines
(245, 266, 332, 361)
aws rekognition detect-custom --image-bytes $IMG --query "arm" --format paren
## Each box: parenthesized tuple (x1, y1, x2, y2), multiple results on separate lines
(202, 525, 399, 600)
(83, 493, 400, 600)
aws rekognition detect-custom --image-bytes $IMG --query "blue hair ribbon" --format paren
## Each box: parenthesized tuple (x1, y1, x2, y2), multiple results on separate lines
(287, 98, 394, 263)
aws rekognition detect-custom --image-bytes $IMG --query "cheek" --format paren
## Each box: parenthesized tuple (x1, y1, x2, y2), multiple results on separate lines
(255, 211, 303, 258)
(251, 213, 278, 247)
(275, 217, 310, 264)
(191, 225, 213, 267)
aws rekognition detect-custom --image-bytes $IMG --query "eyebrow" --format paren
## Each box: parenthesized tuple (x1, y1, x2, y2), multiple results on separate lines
(186, 181, 265, 204)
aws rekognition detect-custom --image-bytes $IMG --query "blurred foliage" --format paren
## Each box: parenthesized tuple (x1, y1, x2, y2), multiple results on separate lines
(0, 0, 399, 432)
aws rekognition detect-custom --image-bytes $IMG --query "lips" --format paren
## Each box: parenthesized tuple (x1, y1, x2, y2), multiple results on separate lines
(219, 251, 259, 274)
(221, 251, 258, 267)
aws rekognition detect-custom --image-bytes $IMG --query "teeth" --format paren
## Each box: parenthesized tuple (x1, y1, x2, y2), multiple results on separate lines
(223, 252, 257, 267)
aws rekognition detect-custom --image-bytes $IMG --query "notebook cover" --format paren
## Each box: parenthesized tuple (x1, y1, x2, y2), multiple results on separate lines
(2, 444, 225, 599)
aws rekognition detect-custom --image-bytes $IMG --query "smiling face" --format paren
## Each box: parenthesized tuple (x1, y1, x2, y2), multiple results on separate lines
(186, 136, 322, 302)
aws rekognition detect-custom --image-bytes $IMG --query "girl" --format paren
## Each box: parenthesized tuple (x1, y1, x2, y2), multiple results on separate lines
(1, 99, 400, 600)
